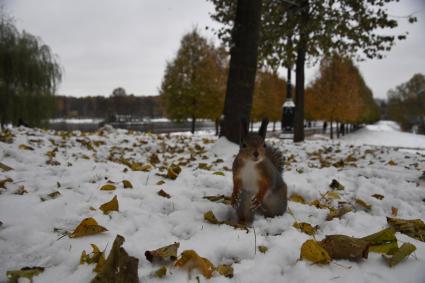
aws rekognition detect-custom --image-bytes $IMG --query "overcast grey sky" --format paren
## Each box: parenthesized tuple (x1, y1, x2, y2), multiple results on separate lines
(4, 0, 425, 99)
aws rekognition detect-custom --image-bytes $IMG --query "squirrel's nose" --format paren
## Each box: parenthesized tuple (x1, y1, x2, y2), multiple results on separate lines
(253, 151, 259, 158)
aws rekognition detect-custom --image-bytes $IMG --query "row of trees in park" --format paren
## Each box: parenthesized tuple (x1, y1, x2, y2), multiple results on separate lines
(305, 53, 380, 138)
(0, 14, 62, 128)
(387, 73, 425, 134)
(55, 88, 163, 120)
(159, 29, 380, 136)
(207, 0, 416, 143)
(159, 29, 291, 133)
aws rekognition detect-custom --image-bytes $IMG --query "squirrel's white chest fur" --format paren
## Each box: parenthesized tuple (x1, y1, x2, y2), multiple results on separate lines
(240, 161, 260, 193)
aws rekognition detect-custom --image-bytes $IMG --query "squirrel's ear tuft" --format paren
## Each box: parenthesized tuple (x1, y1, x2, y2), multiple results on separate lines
(240, 118, 248, 142)
(259, 118, 269, 139)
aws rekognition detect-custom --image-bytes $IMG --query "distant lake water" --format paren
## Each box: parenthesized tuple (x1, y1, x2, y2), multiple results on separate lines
(47, 118, 215, 133)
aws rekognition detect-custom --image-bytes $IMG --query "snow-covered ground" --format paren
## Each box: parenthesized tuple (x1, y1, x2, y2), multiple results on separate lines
(341, 121, 425, 149)
(0, 122, 424, 283)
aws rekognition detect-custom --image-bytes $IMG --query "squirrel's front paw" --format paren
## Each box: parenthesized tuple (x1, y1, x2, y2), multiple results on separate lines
(250, 196, 262, 210)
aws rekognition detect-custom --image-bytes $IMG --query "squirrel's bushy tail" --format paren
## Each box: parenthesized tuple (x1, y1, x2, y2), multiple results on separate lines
(265, 144, 285, 173)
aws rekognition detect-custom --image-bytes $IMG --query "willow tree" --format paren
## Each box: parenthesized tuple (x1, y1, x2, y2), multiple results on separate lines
(208, 0, 415, 142)
(0, 15, 62, 128)
(159, 29, 227, 133)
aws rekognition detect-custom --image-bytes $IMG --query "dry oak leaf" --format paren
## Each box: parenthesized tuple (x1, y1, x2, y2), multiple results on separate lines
(289, 193, 307, 204)
(362, 228, 398, 254)
(324, 191, 341, 200)
(319, 235, 369, 262)
(198, 163, 212, 170)
(0, 177, 13, 189)
(40, 191, 61, 201)
(145, 242, 180, 263)
(99, 195, 119, 214)
(175, 250, 215, 279)
(355, 198, 372, 210)
(326, 206, 352, 221)
(131, 162, 152, 172)
(100, 184, 116, 191)
(167, 164, 182, 180)
(382, 243, 416, 267)
(158, 189, 171, 198)
(293, 222, 319, 236)
(122, 180, 133, 189)
(70, 217, 108, 238)
(203, 210, 249, 231)
(258, 245, 268, 254)
(300, 239, 331, 265)
(216, 264, 234, 278)
(387, 217, 425, 242)
(0, 162, 13, 171)
(329, 179, 345, 190)
(371, 194, 384, 200)
(19, 144, 34, 151)
(80, 244, 106, 273)
(203, 194, 232, 205)
(90, 235, 139, 283)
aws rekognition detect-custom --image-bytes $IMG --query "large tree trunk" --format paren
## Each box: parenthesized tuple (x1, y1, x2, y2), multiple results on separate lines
(219, 0, 262, 144)
(294, 45, 306, 142)
(293, 0, 309, 143)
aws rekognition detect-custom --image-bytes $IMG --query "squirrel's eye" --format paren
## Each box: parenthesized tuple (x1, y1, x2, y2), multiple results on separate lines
(242, 143, 247, 148)
(263, 144, 266, 148)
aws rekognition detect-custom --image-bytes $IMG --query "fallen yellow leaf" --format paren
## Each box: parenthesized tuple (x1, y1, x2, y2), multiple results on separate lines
(216, 264, 233, 278)
(289, 193, 307, 204)
(70, 217, 108, 238)
(382, 243, 416, 267)
(293, 222, 319, 236)
(99, 195, 119, 214)
(300, 240, 331, 264)
(80, 244, 106, 273)
(175, 250, 215, 279)
(145, 242, 180, 263)
(355, 198, 372, 210)
(122, 180, 133, 189)
(100, 184, 116, 191)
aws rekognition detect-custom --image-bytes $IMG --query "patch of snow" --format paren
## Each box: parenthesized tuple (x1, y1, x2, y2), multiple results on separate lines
(209, 137, 238, 160)
(342, 121, 425, 149)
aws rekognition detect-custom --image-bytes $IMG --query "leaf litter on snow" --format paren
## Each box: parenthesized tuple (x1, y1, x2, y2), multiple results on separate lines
(1, 125, 425, 282)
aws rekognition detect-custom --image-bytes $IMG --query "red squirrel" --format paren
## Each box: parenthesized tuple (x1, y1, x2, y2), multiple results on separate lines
(231, 118, 287, 223)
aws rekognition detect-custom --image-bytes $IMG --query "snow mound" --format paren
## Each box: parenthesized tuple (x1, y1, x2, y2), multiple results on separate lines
(342, 121, 425, 149)
(209, 137, 238, 160)
(365, 121, 400, 132)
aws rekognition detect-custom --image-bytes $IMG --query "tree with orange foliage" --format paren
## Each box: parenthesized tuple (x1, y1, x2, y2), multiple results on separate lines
(252, 70, 286, 131)
(306, 54, 364, 138)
